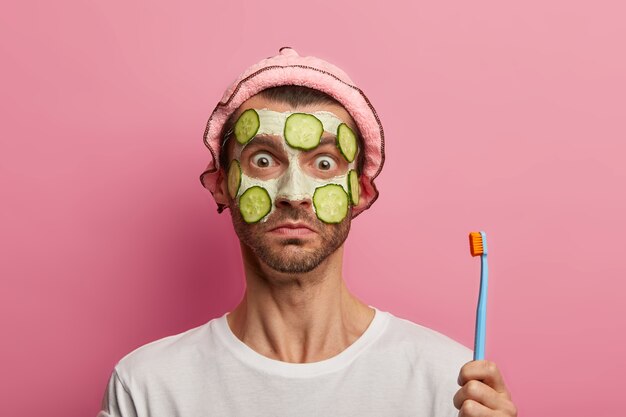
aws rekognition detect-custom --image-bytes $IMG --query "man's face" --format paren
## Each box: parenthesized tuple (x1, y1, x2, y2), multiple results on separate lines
(221, 95, 361, 274)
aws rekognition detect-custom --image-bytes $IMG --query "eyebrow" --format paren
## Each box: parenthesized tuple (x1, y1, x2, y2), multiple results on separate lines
(319, 136, 337, 146)
(245, 135, 284, 151)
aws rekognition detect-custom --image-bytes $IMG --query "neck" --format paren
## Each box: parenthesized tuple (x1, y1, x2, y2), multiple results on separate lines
(227, 243, 375, 363)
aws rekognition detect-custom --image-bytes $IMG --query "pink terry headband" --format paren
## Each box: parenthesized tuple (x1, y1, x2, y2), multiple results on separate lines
(199, 47, 385, 218)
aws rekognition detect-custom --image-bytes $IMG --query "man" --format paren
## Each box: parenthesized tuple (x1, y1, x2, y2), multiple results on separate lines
(98, 47, 517, 417)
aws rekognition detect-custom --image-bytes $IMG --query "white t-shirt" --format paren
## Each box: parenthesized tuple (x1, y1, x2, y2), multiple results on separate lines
(97, 307, 472, 417)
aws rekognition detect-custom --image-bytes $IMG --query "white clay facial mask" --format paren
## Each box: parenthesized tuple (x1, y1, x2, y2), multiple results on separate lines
(226, 108, 361, 224)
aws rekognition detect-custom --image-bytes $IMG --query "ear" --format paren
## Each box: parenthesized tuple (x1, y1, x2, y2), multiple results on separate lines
(213, 168, 230, 208)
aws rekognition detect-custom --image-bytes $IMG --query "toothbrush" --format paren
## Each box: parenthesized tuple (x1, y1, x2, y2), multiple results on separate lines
(469, 231, 488, 360)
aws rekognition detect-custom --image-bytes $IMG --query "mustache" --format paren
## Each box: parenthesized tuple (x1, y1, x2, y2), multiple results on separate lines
(264, 206, 320, 229)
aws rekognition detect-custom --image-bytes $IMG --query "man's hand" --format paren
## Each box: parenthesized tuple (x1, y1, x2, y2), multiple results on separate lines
(453, 360, 518, 417)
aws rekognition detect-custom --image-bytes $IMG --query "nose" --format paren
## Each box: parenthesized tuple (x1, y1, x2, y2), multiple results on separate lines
(274, 160, 313, 209)
(275, 194, 312, 209)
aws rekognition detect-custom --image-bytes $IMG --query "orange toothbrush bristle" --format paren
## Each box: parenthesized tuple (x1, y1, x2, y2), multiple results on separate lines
(469, 232, 484, 257)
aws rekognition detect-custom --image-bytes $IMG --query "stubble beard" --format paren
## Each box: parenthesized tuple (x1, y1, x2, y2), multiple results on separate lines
(230, 205, 351, 274)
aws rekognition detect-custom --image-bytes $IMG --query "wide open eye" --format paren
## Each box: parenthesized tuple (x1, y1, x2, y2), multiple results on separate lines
(315, 156, 337, 171)
(251, 152, 275, 168)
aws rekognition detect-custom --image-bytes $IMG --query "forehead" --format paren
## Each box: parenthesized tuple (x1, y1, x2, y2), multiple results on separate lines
(234, 95, 359, 134)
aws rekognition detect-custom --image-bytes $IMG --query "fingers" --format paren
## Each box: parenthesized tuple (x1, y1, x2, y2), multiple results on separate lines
(453, 379, 502, 411)
(457, 399, 492, 417)
(457, 360, 510, 397)
(456, 396, 518, 417)
(454, 360, 518, 416)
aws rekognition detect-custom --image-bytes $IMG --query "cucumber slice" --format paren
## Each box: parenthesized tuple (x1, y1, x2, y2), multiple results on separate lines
(348, 169, 360, 206)
(313, 184, 349, 223)
(284, 113, 323, 150)
(227, 160, 241, 199)
(239, 186, 272, 223)
(234, 109, 260, 145)
(336, 123, 358, 162)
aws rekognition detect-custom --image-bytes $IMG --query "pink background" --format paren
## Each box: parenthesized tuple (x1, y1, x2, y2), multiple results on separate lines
(1, 1, 624, 415)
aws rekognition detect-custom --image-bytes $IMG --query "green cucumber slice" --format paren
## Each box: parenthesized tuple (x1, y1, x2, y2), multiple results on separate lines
(234, 109, 260, 145)
(283, 113, 323, 150)
(239, 186, 272, 223)
(336, 123, 358, 162)
(313, 184, 349, 223)
(227, 160, 241, 199)
(348, 169, 360, 206)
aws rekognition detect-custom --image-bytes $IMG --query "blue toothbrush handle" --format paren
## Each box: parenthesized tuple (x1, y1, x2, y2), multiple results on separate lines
(474, 253, 488, 360)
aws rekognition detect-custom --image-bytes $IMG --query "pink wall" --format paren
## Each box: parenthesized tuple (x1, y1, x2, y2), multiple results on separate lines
(1, 1, 624, 415)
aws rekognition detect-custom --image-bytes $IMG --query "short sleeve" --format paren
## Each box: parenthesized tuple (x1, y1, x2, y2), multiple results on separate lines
(96, 369, 138, 417)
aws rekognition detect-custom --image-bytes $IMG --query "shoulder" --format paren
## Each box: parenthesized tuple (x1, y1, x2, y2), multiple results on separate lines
(379, 310, 473, 367)
(112, 317, 220, 386)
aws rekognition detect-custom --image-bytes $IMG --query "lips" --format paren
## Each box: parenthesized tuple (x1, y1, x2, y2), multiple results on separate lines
(268, 222, 317, 235)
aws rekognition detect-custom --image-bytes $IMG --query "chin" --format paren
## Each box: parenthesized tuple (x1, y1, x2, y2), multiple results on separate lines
(255, 243, 329, 274)
(262, 258, 325, 275)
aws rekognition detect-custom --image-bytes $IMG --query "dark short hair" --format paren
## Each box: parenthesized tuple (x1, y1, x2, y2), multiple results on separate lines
(219, 85, 365, 173)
